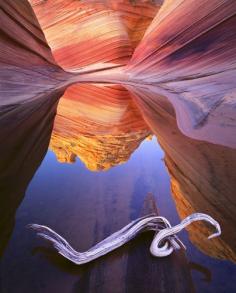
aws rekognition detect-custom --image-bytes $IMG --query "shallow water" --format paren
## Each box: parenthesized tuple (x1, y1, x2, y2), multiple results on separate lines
(0, 86, 236, 293)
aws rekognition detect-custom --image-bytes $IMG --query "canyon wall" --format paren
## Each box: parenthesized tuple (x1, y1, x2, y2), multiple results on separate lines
(1, 0, 236, 267)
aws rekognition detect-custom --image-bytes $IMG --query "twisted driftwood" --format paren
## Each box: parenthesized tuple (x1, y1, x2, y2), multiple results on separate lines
(28, 213, 221, 265)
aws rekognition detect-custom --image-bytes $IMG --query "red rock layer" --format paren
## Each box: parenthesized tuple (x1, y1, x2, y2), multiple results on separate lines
(29, 0, 160, 71)
(50, 83, 150, 170)
(128, 85, 236, 262)
(127, 0, 236, 148)
(107, 1, 161, 49)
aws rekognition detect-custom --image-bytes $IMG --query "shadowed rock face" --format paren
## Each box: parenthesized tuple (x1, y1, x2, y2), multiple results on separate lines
(128, 85, 236, 263)
(49, 83, 150, 171)
(167, 168, 236, 263)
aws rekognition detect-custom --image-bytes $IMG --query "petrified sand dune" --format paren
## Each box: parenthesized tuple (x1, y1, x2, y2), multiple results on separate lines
(128, 85, 236, 262)
(50, 83, 150, 170)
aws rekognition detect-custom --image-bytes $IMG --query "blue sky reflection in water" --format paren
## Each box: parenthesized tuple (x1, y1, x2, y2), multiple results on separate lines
(0, 137, 236, 293)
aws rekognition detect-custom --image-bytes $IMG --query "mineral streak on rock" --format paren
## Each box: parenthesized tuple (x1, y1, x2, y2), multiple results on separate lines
(128, 85, 236, 263)
(49, 83, 150, 170)
(29, 0, 160, 71)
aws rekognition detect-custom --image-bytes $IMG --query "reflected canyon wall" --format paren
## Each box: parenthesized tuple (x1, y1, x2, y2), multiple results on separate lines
(0, 94, 62, 256)
(49, 83, 150, 171)
(128, 85, 236, 263)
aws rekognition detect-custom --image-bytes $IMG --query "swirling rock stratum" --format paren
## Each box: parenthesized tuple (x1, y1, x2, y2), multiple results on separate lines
(127, 0, 236, 147)
(29, 0, 161, 71)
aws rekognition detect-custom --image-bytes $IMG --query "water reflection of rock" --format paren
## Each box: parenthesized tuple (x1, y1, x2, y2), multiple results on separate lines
(0, 0, 68, 256)
(129, 86, 236, 263)
(49, 83, 150, 171)
(0, 94, 62, 256)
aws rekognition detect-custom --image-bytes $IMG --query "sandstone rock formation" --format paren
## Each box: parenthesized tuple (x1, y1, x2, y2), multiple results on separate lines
(0, 0, 67, 255)
(49, 83, 150, 170)
(168, 167, 236, 263)
(127, 0, 236, 147)
(29, 0, 161, 71)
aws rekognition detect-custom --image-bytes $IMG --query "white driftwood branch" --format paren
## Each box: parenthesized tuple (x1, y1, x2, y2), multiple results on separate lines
(28, 213, 221, 265)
